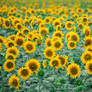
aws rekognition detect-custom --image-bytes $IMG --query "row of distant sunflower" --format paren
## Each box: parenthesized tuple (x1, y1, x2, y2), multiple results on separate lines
(0, 0, 92, 9)
(0, 4, 92, 90)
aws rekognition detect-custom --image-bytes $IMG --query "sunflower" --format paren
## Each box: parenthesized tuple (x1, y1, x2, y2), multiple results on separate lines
(5, 40, 16, 48)
(52, 30, 64, 39)
(59, 17, 64, 21)
(87, 21, 92, 26)
(16, 31, 24, 37)
(42, 60, 47, 68)
(22, 28, 30, 35)
(15, 36, 24, 47)
(83, 26, 91, 37)
(8, 35, 16, 41)
(3, 18, 11, 29)
(44, 47, 55, 59)
(23, 19, 30, 26)
(32, 34, 40, 44)
(67, 41, 76, 50)
(56, 25, 61, 30)
(81, 17, 88, 24)
(76, 8, 84, 14)
(36, 38, 43, 46)
(85, 61, 92, 74)
(9, 75, 20, 89)
(0, 36, 4, 44)
(3, 60, 15, 72)
(49, 57, 61, 68)
(45, 38, 52, 47)
(57, 55, 68, 67)
(24, 41, 36, 53)
(39, 22, 45, 28)
(52, 40, 63, 50)
(86, 46, 92, 53)
(39, 27, 49, 36)
(53, 19, 61, 26)
(65, 21, 74, 30)
(78, 23, 84, 31)
(81, 51, 92, 64)
(83, 37, 92, 48)
(67, 63, 81, 79)
(69, 32, 80, 42)
(6, 47, 19, 58)
(12, 18, 21, 27)
(18, 67, 32, 80)
(51, 17, 56, 22)
(26, 59, 40, 73)
(44, 16, 51, 24)
(15, 23, 22, 31)
(5, 53, 16, 61)
(65, 31, 74, 40)
(30, 9, 35, 15)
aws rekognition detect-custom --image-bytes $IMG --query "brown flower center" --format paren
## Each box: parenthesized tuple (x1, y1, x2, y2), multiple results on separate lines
(89, 64, 92, 71)
(7, 62, 13, 68)
(52, 60, 58, 66)
(29, 63, 37, 71)
(71, 67, 78, 75)
(85, 54, 91, 60)
(27, 44, 33, 50)
(21, 69, 28, 76)
(46, 50, 53, 57)
(12, 79, 18, 87)
(16, 39, 23, 46)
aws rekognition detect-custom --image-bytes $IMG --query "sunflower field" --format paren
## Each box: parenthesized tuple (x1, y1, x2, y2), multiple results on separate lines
(0, 0, 92, 92)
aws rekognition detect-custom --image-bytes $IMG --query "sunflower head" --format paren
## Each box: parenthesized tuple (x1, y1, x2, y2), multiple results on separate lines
(18, 67, 32, 80)
(65, 21, 74, 30)
(5, 53, 16, 61)
(49, 57, 61, 68)
(22, 28, 30, 35)
(44, 47, 55, 59)
(15, 37, 24, 47)
(0, 36, 4, 44)
(26, 59, 40, 73)
(6, 47, 19, 58)
(81, 51, 92, 64)
(4, 60, 15, 72)
(84, 37, 92, 48)
(52, 30, 64, 39)
(57, 55, 68, 66)
(85, 61, 92, 74)
(83, 26, 91, 37)
(3, 19, 11, 29)
(69, 33, 80, 42)
(53, 19, 61, 26)
(24, 41, 36, 53)
(45, 38, 52, 47)
(67, 41, 76, 50)
(67, 63, 81, 79)
(15, 23, 22, 31)
(86, 46, 92, 53)
(9, 75, 20, 89)
(39, 27, 49, 36)
(5, 40, 16, 48)
(52, 40, 63, 50)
